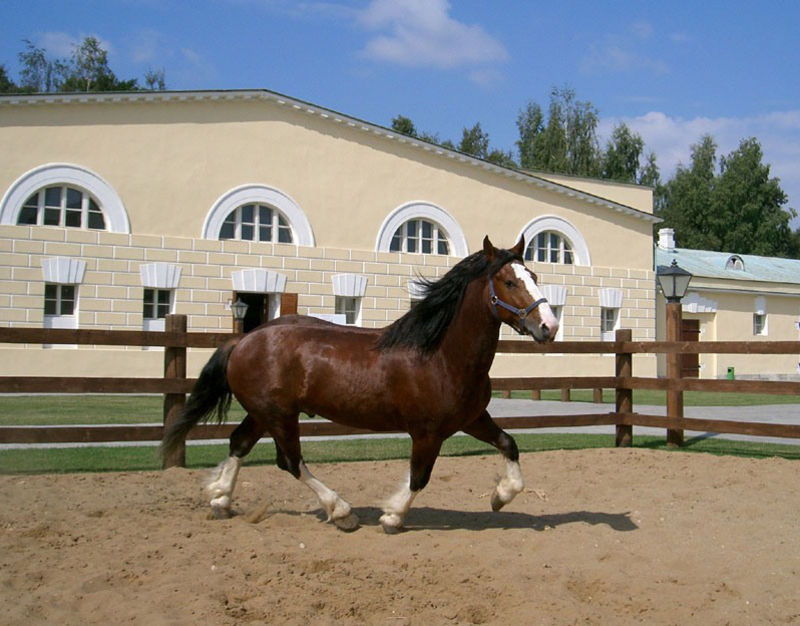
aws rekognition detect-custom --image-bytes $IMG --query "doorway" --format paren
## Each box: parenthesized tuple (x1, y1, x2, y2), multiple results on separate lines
(680, 318, 701, 378)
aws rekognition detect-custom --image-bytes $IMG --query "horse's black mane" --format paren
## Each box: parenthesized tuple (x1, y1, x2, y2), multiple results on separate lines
(376, 246, 522, 354)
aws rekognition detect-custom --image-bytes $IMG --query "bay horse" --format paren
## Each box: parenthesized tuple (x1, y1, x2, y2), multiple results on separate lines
(161, 236, 558, 533)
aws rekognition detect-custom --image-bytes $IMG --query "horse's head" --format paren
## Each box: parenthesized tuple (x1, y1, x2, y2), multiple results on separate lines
(483, 236, 559, 343)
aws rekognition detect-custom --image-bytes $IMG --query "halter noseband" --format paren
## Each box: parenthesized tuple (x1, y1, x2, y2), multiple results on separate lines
(488, 272, 548, 334)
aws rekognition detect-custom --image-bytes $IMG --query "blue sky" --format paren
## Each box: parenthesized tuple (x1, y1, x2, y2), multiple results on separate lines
(3, 0, 799, 226)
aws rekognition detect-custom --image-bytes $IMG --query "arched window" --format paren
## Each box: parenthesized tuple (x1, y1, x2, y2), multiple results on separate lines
(389, 218, 450, 255)
(376, 201, 468, 257)
(219, 204, 293, 243)
(518, 215, 590, 266)
(525, 231, 573, 265)
(726, 255, 745, 271)
(18, 185, 106, 230)
(1, 163, 130, 233)
(203, 185, 314, 246)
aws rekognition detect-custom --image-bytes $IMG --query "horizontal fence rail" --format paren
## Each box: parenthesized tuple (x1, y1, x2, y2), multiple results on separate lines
(1, 319, 799, 467)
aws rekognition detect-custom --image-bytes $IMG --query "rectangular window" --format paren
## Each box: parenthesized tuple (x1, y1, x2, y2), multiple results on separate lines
(601, 307, 619, 341)
(143, 288, 172, 320)
(753, 313, 767, 336)
(44, 284, 75, 316)
(335, 296, 360, 325)
(43, 283, 78, 347)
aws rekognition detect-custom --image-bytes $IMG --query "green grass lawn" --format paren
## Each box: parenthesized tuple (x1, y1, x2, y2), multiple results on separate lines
(1, 393, 798, 474)
(1, 389, 798, 427)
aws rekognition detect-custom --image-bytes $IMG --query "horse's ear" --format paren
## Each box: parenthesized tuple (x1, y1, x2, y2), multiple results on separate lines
(482, 236, 496, 261)
(511, 236, 525, 257)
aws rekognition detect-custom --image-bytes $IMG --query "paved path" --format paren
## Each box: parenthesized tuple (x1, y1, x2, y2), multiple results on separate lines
(488, 398, 800, 446)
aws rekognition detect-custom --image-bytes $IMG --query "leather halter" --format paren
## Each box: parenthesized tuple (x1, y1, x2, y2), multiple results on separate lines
(488, 272, 548, 335)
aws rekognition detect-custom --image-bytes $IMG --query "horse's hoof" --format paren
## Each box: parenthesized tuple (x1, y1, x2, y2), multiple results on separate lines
(379, 512, 404, 534)
(334, 513, 360, 532)
(210, 506, 232, 520)
(491, 490, 506, 513)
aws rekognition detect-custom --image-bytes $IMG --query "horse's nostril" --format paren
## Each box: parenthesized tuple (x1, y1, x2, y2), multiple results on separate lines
(541, 323, 549, 337)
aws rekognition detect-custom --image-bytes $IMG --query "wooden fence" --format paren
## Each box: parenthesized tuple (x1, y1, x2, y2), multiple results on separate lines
(1, 316, 799, 468)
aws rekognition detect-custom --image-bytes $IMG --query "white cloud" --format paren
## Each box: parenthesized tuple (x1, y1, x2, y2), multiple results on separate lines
(599, 110, 800, 214)
(357, 0, 507, 75)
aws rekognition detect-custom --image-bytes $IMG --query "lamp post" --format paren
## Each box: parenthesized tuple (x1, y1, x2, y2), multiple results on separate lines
(656, 259, 693, 447)
(231, 297, 249, 334)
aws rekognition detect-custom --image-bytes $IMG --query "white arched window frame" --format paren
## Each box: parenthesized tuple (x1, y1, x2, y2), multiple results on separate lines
(375, 201, 468, 257)
(0, 163, 130, 233)
(203, 184, 315, 246)
(518, 215, 591, 266)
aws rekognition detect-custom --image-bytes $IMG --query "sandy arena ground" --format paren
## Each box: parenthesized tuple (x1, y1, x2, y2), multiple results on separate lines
(1, 447, 798, 625)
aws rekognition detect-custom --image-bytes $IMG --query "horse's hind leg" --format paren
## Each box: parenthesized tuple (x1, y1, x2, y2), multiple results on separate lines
(206, 414, 265, 518)
(272, 418, 359, 531)
(463, 410, 524, 512)
(380, 435, 442, 533)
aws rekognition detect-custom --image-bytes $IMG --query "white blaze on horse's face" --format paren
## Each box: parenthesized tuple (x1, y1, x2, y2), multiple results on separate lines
(511, 263, 559, 342)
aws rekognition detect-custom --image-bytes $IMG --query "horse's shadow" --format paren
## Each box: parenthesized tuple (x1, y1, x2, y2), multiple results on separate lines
(337, 506, 638, 533)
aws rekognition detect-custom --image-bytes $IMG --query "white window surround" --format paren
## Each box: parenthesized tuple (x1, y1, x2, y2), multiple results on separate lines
(203, 184, 314, 246)
(376, 201, 468, 257)
(541, 285, 568, 307)
(231, 268, 287, 294)
(41, 257, 87, 284)
(599, 288, 624, 309)
(517, 215, 591, 266)
(331, 273, 369, 298)
(0, 163, 130, 233)
(140, 263, 182, 290)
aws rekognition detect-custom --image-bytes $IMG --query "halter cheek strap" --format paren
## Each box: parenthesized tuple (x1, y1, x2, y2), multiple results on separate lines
(488, 274, 548, 334)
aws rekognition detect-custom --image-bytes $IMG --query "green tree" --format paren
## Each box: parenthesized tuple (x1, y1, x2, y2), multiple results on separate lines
(458, 122, 490, 158)
(18, 39, 68, 92)
(0, 65, 17, 93)
(602, 123, 645, 183)
(516, 85, 601, 177)
(657, 135, 720, 250)
(14, 36, 156, 93)
(391, 114, 417, 137)
(657, 135, 798, 257)
(713, 137, 796, 257)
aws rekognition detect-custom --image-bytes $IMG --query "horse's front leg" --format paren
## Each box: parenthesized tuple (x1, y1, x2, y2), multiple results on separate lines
(462, 411, 524, 512)
(380, 435, 442, 533)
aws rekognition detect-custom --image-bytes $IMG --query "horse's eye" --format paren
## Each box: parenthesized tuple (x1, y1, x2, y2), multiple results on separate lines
(504, 280, 515, 289)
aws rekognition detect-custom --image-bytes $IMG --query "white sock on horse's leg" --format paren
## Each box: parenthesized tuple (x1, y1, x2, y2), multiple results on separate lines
(380, 478, 418, 533)
(492, 458, 524, 512)
(299, 462, 359, 530)
(206, 455, 242, 516)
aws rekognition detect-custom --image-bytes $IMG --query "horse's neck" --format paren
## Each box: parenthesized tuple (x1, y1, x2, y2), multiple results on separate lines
(440, 279, 500, 374)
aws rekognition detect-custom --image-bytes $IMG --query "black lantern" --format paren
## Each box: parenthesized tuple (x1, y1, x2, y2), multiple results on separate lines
(657, 259, 692, 303)
(231, 298, 249, 323)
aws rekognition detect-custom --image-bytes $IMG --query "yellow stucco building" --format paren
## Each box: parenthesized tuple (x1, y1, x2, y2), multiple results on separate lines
(0, 89, 660, 378)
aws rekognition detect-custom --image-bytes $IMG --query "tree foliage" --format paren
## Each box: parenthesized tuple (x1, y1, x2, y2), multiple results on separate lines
(9, 37, 164, 93)
(657, 136, 798, 257)
(516, 86, 601, 177)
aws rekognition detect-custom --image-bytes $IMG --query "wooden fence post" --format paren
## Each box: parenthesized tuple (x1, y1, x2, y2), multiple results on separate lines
(666, 302, 684, 446)
(615, 328, 633, 447)
(162, 314, 187, 469)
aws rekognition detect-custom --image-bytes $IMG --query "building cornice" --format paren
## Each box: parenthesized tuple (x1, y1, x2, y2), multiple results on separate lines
(1, 89, 661, 224)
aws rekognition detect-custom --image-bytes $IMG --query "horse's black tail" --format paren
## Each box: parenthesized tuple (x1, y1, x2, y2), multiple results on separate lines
(160, 338, 239, 460)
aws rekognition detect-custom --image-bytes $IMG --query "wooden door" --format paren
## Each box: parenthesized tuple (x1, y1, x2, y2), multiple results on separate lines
(680, 318, 701, 378)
